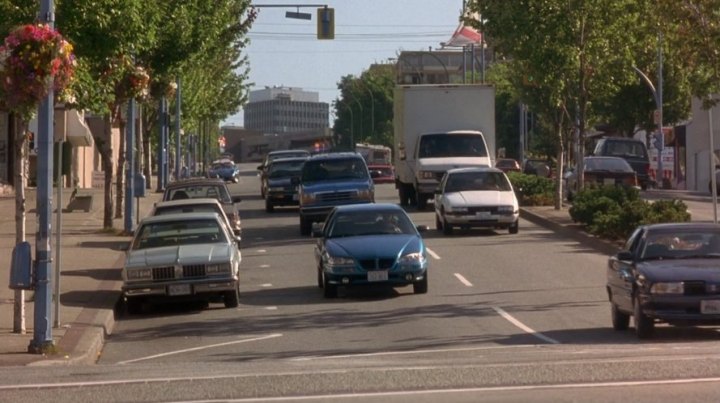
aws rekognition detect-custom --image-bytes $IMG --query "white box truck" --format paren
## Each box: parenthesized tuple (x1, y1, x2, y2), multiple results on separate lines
(393, 84, 496, 208)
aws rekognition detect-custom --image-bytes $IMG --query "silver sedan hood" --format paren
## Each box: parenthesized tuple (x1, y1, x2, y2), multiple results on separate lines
(125, 244, 234, 268)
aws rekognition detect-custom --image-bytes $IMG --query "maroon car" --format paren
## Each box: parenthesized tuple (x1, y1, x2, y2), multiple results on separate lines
(495, 158, 521, 173)
(368, 164, 395, 184)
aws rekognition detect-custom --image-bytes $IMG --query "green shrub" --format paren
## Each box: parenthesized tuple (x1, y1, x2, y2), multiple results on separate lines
(507, 172, 554, 206)
(569, 186, 691, 240)
(644, 199, 691, 224)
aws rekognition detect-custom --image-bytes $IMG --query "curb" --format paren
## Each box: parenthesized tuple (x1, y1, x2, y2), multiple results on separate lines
(520, 208, 622, 256)
(28, 257, 125, 366)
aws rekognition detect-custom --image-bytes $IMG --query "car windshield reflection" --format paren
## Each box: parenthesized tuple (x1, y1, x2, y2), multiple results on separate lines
(328, 212, 416, 238)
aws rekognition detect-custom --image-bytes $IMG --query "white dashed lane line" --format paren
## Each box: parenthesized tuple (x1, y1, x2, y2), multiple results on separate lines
(426, 247, 441, 260)
(454, 273, 474, 287)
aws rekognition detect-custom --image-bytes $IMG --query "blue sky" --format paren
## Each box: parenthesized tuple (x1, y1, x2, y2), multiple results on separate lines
(221, 0, 465, 127)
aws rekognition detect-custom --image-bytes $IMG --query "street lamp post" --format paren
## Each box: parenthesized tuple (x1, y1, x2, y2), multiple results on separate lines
(355, 80, 374, 142)
(633, 33, 664, 188)
(337, 101, 354, 150)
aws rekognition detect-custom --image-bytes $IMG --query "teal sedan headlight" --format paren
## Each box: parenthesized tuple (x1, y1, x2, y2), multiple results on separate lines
(399, 252, 426, 265)
(650, 282, 684, 295)
(207, 263, 231, 274)
(126, 268, 152, 280)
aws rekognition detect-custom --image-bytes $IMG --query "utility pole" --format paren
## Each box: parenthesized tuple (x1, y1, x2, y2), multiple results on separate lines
(30, 0, 56, 353)
(175, 77, 182, 181)
(124, 98, 136, 233)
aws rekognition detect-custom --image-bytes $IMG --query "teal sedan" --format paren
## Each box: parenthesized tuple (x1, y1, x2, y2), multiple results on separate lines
(313, 203, 429, 298)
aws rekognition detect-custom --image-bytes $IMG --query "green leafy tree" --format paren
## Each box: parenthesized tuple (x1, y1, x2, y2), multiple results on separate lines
(334, 65, 395, 150)
(657, 0, 720, 106)
(57, 0, 159, 230)
(472, 0, 652, 208)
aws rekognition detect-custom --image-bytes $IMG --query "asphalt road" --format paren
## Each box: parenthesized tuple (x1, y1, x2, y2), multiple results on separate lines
(3, 163, 720, 402)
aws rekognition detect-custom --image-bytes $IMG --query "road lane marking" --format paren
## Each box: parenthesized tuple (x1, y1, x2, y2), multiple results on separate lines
(454, 273, 473, 287)
(257, 249, 267, 253)
(426, 247, 440, 260)
(261, 283, 272, 287)
(171, 377, 720, 402)
(117, 333, 283, 364)
(260, 264, 270, 268)
(291, 344, 536, 361)
(492, 306, 560, 345)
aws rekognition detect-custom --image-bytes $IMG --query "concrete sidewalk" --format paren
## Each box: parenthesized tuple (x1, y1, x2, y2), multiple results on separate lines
(0, 186, 161, 366)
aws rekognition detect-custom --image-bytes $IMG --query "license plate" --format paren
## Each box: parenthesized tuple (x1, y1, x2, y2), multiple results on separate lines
(168, 284, 191, 296)
(603, 178, 615, 185)
(701, 300, 720, 314)
(367, 270, 388, 282)
(475, 211, 491, 219)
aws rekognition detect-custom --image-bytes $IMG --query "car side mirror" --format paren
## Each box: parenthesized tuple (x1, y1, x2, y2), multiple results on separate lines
(257, 165, 263, 170)
(616, 250, 634, 261)
(232, 196, 242, 204)
(370, 170, 380, 178)
(234, 236, 242, 243)
(311, 222, 324, 237)
(416, 225, 429, 232)
(291, 177, 300, 185)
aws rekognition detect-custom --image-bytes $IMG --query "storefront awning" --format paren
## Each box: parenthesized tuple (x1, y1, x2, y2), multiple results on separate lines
(65, 109, 93, 147)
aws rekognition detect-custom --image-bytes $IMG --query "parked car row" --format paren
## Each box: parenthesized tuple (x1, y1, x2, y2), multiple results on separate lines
(121, 177, 244, 314)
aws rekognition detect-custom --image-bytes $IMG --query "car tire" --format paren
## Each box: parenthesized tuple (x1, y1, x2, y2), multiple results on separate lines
(399, 185, 409, 206)
(435, 213, 443, 231)
(633, 297, 654, 339)
(265, 199, 274, 213)
(125, 298, 143, 315)
(509, 221, 519, 234)
(323, 273, 337, 298)
(611, 303, 630, 331)
(442, 215, 453, 235)
(413, 273, 428, 294)
(224, 282, 240, 308)
(416, 191, 427, 210)
(300, 216, 312, 236)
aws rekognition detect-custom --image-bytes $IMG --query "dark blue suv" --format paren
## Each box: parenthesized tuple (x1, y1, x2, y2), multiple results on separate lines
(297, 153, 375, 235)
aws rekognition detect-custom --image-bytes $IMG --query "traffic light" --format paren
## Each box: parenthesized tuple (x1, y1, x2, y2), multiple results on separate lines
(317, 7, 334, 40)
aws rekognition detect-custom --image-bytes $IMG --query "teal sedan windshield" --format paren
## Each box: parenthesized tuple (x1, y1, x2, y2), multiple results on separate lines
(328, 211, 416, 238)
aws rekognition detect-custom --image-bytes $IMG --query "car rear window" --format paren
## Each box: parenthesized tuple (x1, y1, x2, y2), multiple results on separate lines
(166, 185, 231, 203)
(132, 219, 227, 250)
(155, 205, 222, 216)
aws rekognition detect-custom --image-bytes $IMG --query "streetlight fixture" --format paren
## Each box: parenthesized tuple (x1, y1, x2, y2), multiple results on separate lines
(632, 33, 664, 188)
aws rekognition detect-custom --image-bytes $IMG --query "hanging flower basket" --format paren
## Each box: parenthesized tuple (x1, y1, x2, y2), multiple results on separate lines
(0, 24, 75, 118)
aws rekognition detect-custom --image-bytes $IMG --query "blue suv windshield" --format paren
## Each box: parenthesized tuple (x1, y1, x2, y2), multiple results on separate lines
(302, 158, 369, 182)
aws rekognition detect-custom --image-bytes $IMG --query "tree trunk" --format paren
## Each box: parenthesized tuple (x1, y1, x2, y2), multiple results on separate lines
(115, 117, 126, 219)
(555, 126, 565, 210)
(13, 116, 27, 334)
(142, 104, 155, 188)
(101, 114, 115, 229)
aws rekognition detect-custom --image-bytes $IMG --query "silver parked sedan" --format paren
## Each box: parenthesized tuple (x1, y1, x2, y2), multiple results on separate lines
(121, 212, 242, 314)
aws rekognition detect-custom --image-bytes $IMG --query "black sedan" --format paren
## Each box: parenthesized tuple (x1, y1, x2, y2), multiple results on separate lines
(607, 223, 720, 339)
